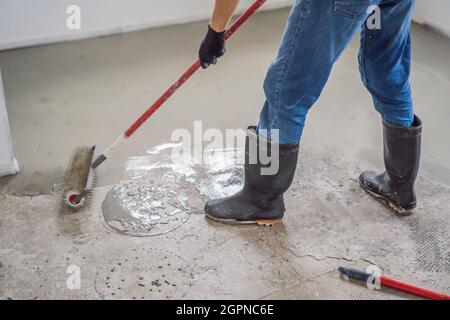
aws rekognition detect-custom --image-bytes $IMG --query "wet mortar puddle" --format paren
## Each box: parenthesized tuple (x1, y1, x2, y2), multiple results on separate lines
(101, 145, 244, 237)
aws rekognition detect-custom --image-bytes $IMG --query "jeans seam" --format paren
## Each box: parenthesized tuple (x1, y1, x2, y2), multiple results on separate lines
(360, 26, 369, 87)
(271, 0, 310, 130)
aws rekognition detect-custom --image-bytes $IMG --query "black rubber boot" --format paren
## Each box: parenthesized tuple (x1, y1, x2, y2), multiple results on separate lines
(205, 126, 299, 226)
(359, 115, 422, 215)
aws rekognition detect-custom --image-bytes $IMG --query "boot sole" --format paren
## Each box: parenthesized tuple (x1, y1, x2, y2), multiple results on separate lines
(205, 213, 282, 226)
(359, 181, 414, 216)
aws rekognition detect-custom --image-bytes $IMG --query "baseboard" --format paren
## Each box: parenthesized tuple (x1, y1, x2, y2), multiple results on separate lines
(418, 20, 450, 38)
(0, 158, 20, 177)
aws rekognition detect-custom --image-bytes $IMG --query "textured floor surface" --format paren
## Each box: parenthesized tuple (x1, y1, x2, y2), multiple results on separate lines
(1, 146, 450, 299)
(0, 8, 449, 299)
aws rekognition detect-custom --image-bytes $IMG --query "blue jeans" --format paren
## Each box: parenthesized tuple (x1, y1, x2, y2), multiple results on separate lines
(258, 0, 415, 144)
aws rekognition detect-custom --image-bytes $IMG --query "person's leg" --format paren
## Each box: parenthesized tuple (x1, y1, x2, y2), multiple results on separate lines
(359, 0, 422, 214)
(359, 0, 415, 126)
(205, 0, 380, 225)
(258, 0, 382, 144)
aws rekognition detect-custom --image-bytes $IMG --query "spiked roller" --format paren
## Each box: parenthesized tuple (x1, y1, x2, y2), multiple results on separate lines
(62, 146, 96, 210)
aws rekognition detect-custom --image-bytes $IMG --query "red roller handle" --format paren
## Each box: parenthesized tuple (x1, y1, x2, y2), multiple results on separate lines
(339, 266, 450, 300)
(124, 0, 267, 138)
(381, 276, 450, 300)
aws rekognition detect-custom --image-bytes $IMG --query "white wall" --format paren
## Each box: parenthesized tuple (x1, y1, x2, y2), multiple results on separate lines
(0, 0, 292, 51)
(1, 0, 448, 51)
(0, 70, 19, 177)
(414, 0, 450, 37)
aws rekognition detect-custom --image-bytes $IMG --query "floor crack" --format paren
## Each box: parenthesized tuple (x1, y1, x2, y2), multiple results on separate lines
(279, 242, 378, 266)
(260, 242, 302, 281)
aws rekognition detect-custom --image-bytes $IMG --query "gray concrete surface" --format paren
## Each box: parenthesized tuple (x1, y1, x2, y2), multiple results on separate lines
(0, 8, 450, 300)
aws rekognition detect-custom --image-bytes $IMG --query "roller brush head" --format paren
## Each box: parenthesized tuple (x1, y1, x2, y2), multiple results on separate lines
(62, 146, 96, 211)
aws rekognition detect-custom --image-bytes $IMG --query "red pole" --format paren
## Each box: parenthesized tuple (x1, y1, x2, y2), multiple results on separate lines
(339, 266, 450, 300)
(381, 276, 450, 300)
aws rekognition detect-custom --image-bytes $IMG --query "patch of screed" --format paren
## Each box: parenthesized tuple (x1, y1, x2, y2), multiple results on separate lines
(102, 145, 243, 236)
(94, 247, 192, 299)
(125, 144, 244, 200)
(195, 148, 244, 200)
(407, 216, 450, 273)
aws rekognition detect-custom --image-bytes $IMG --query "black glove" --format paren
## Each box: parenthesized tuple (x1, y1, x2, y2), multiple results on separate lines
(199, 25, 226, 69)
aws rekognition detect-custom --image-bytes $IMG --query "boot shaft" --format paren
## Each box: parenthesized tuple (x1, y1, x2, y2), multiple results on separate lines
(244, 127, 299, 196)
(383, 115, 422, 188)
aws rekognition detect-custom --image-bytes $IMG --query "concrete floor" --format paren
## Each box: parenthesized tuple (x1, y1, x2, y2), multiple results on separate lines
(1, 8, 450, 299)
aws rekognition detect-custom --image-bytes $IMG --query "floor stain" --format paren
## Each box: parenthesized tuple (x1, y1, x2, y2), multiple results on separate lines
(94, 247, 191, 299)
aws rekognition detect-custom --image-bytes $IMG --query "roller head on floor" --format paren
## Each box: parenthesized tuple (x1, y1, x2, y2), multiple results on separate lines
(62, 146, 96, 211)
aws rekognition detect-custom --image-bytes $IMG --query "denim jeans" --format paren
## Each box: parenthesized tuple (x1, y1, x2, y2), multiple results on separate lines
(258, 0, 415, 144)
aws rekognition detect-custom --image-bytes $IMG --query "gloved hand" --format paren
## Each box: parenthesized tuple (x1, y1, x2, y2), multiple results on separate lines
(199, 25, 226, 69)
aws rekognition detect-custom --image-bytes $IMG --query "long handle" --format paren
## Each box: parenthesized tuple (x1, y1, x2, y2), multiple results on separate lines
(339, 266, 450, 300)
(91, 0, 267, 169)
(380, 276, 450, 300)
